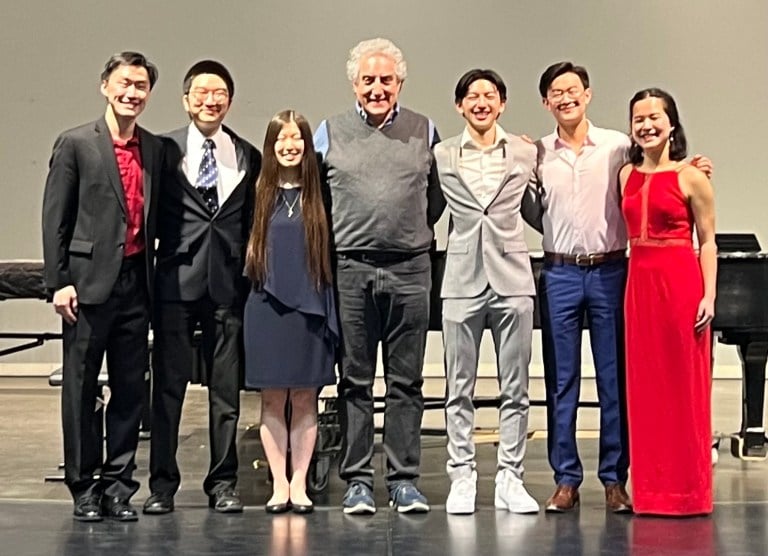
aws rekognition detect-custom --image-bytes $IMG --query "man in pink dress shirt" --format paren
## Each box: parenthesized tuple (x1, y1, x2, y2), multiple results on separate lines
(529, 61, 710, 514)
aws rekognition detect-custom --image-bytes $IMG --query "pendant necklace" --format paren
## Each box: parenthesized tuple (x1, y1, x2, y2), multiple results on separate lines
(280, 191, 301, 217)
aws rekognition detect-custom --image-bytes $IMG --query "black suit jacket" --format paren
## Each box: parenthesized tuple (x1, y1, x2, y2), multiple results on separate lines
(155, 125, 261, 306)
(42, 117, 162, 305)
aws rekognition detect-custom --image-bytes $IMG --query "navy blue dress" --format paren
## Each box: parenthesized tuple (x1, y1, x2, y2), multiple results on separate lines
(244, 188, 338, 389)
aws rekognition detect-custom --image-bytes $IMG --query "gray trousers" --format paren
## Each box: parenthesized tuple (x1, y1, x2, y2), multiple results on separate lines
(442, 288, 533, 481)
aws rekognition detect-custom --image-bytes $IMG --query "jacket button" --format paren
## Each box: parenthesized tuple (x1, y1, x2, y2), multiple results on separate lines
(483, 209, 488, 215)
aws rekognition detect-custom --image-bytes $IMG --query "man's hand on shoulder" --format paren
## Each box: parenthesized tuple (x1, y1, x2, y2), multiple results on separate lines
(53, 285, 78, 324)
(689, 154, 713, 179)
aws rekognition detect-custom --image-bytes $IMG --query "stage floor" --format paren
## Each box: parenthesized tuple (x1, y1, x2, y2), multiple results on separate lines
(0, 376, 765, 555)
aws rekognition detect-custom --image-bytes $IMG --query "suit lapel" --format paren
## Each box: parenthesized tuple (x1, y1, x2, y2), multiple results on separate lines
(464, 130, 521, 209)
(448, 140, 484, 209)
(231, 128, 248, 175)
(138, 126, 153, 222)
(171, 126, 212, 214)
(95, 118, 127, 214)
(486, 138, 523, 207)
(217, 126, 249, 215)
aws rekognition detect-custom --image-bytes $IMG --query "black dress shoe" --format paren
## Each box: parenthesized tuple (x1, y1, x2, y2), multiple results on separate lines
(73, 494, 103, 522)
(143, 493, 175, 515)
(101, 496, 139, 522)
(291, 501, 314, 514)
(265, 501, 291, 514)
(208, 489, 243, 513)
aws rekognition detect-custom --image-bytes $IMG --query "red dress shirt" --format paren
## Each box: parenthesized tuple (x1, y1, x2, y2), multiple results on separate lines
(113, 137, 145, 256)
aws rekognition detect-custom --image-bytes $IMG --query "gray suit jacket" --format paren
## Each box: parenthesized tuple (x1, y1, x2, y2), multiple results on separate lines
(434, 131, 538, 299)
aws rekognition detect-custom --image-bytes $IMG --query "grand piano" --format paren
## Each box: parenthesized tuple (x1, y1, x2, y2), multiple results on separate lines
(710, 234, 768, 459)
(428, 233, 768, 460)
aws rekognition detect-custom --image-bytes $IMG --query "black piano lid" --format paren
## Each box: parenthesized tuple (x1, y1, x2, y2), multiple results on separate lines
(715, 233, 762, 253)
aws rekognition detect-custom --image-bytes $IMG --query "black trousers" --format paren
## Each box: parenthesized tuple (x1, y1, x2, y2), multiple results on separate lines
(61, 257, 149, 501)
(335, 253, 431, 490)
(149, 295, 242, 496)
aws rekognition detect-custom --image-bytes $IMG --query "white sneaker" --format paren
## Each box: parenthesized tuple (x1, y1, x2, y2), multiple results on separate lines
(494, 470, 539, 514)
(446, 472, 477, 514)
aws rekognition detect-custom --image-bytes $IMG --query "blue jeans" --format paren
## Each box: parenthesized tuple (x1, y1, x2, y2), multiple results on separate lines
(539, 259, 629, 487)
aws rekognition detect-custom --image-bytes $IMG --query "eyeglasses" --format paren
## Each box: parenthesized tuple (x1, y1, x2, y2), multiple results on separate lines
(547, 87, 584, 102)
(187, 88, 229, 103)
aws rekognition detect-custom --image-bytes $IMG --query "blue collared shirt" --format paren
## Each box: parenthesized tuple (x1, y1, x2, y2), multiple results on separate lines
(314, 103, 438, 158)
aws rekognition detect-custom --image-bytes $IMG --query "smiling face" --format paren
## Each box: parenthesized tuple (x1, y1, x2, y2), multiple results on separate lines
(274, 120, 305, 168)
(183, 73, 231, 136)
(631, 96, 673, 153)
(100, 64, 151, 120)
(542, 71, 591, 127)
(352, 53, 402, 126)
(457, 78, 506, 136)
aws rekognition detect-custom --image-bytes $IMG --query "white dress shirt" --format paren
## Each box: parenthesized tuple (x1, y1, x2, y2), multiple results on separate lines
(457, 124, 508, 208)
(537, 122, 630, 254)
(184, 124, 244, 204)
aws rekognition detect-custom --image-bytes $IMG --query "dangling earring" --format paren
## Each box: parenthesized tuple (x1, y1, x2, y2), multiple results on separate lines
(669, 135, 674, 143)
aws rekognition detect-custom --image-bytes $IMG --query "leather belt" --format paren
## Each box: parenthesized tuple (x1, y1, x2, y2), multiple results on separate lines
(337, 250, 424, 265)
(544, 250, 626, 267)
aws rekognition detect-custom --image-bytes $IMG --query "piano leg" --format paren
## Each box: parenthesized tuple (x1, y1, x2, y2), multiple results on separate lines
(730, 339, 768, 460)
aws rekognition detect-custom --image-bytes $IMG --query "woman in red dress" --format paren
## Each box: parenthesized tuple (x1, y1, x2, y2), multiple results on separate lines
(619, 89, 716, 516)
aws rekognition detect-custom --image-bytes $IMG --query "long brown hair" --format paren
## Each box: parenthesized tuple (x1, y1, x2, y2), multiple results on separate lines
(245, 110, 331, 288)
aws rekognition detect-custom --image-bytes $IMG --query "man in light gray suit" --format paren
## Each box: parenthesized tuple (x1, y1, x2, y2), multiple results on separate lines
(434, 69, 539, 515)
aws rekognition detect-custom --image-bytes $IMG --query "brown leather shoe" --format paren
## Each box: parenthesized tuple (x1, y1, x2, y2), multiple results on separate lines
(605, 483, 633, 514)
(545, 484, 580, 512)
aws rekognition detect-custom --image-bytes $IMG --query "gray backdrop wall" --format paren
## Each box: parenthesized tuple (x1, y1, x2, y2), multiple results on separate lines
(1, 0, 766, 368)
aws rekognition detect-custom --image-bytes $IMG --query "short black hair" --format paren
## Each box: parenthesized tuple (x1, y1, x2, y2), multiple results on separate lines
(538, 61, 589, 98)
(628, 88, 688, 165)
(101, 51, 158, 89)
(183, 60, 235, 98)
(455, 69, 507, 104)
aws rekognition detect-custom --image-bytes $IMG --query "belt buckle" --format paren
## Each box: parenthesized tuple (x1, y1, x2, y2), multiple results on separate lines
(574, 253, 594, 267)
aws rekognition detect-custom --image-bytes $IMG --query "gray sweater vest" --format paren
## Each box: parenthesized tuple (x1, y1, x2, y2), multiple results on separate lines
(324, 107, 434, 253)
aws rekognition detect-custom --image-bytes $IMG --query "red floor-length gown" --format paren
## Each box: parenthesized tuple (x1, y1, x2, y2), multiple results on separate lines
(622, 167, 712, 516)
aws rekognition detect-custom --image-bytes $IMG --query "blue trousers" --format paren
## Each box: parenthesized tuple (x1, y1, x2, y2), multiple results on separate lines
(539, 260, 629, 487)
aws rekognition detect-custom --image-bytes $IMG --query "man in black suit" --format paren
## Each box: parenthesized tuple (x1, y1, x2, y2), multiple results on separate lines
(143, 60, 261, 514)
(42, 51, 162, 522)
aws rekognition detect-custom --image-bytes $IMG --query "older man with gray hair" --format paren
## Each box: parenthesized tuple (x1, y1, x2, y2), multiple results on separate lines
(314, 37, 444, 514)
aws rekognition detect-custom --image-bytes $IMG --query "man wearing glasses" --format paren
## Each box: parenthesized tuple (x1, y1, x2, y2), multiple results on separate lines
(530, 61, 633, 514)
(143, 60, 261, 515)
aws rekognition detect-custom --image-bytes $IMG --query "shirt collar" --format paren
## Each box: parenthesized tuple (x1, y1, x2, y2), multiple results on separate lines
(188, 122, 225, 150)
(553, 120, 597, 150)
(112, 130, 140, 148)
(356, 101, 400, 128)
(460, 123, 508, 150)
